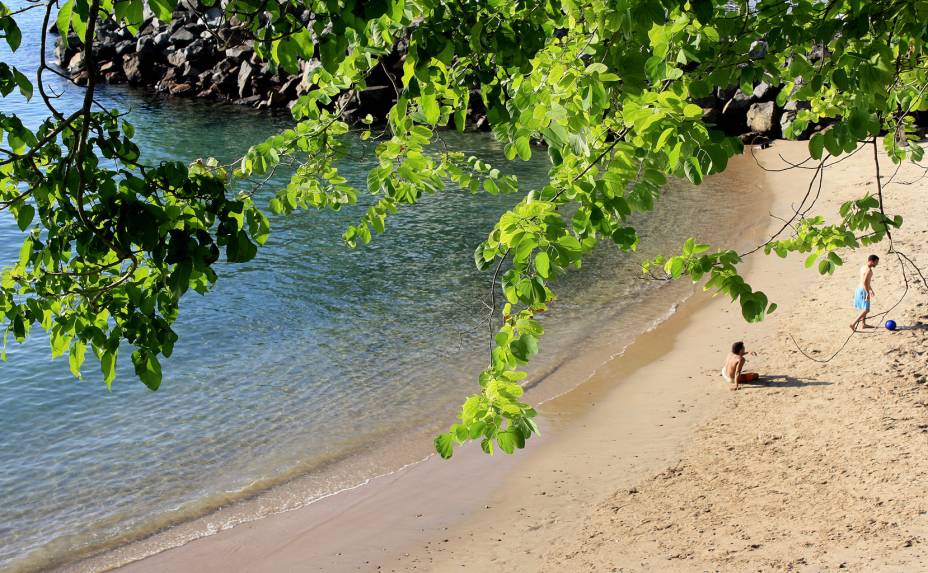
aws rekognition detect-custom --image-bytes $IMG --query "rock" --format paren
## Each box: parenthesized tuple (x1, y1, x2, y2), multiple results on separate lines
(167, 50, 187, 68)
(177, 61, 202, 82)
(99, 60, 118, 74)
(152, 31, 171, 49)
(114, 39, 135, 57)
(749, 39, 767, 59)
(122, 53, 145, 83)
(722, 90, 752, 114)
(780, 100, 813, 138)
(183, 39, 213, 63)
(202, 6, 222, 26)
(136, 35, 157, 57)
(237, 60, 254, 98)
(72, 70, 89, 86)
(808, 42, 828, 62)
(169, 29, 196, 47)
(67, 53, 84, 74)
(752, 81, 772, 100)
(701, 106, 720, 126)
(225, 45, 251, 61)
(234, 94, 262, 106)
(746, 101, 776, 133)
(168, 82, 194, 96)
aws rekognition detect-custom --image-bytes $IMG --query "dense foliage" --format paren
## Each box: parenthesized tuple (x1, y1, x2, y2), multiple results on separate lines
(1, 0, 925, 458)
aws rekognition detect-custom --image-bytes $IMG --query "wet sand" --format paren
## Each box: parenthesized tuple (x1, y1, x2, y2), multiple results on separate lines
(387, 141, 928, 572)
(75, 141, 928, 572)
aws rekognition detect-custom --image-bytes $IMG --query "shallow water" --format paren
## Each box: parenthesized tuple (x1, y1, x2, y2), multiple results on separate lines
(0, 9, 765, 572)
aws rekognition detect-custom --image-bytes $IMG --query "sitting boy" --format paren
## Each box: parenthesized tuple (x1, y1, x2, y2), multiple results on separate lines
(722, 341, 759, 390)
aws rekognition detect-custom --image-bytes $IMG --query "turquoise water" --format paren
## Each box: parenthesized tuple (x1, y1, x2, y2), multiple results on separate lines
(0, 9, 765, 572)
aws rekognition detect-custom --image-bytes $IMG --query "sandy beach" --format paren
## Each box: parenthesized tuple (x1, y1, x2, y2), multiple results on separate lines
(86, 140, 928, 573)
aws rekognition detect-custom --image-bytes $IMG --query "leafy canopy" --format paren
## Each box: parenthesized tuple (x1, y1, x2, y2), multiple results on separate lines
(0, 0, 925, 458)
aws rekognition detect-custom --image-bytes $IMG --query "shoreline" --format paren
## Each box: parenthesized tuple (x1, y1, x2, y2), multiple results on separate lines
(54, 149, 775, 572)
(390, 141, 928, 571)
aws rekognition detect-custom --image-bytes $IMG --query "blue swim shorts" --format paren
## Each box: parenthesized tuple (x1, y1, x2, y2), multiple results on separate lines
(854, 287, 870, 310)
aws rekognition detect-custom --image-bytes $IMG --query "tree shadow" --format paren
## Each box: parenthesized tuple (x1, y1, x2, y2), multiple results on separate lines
(739, 373, 832, 389)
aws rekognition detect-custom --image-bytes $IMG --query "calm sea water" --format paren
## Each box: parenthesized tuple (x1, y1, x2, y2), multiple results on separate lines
(0, 9, 765, 572)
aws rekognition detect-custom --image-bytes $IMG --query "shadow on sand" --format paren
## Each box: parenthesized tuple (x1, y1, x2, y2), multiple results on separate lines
(739, 373, 832, 389)
(890, 323, 928, 332)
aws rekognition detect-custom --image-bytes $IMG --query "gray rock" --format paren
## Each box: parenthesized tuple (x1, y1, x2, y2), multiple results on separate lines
(152, 31, 170, 49)
(122, 53, 144, 83)
(746, 101, 776, 133)
(137, 34, 158, 56)
(177, 61, 202, 82)
(749, 39, 767, 59)
(167, 50, 187, 68)
(237, 60, 254, 98)
(169, 29, 196, 47)
(115, 39, 135, 57)
(225, 45, 251, 61)
(234, 94, 262, 106)
(202, 6, 222, 26)
(721, 90, 751, 114)
(183, 39, 212, 63)
(752, 81, 772, 100)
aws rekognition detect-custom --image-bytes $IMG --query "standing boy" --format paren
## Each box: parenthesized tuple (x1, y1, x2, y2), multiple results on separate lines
(851, 254, 879, 331)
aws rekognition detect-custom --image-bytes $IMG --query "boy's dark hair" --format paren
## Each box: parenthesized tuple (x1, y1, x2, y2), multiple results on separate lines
(868, 254, 880, 263)
(731, 341, 745, 354)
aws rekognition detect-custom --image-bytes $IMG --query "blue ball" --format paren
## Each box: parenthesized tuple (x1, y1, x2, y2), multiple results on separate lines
(885, 320, 897, 331)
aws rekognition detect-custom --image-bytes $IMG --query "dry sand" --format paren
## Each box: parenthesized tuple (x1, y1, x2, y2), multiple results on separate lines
(387, 141, 928, 572)
(101, 141, 928, 573)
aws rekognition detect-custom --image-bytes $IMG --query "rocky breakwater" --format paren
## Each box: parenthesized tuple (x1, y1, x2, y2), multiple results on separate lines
(54, 17, 805, 139)
(54, 5, 401, 119)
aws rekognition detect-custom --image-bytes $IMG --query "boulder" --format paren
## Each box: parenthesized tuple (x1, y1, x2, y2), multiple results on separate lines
(67, 53, 84, 74)
(114, 39, 135, 57)
(225, 44, 251, 61)
(152, 31, 171, 49)
(167, 50, 187, 68)
(234, 94, 262, 106)
(183, 39, 213, 63)
(136, 35, 157, 57)
(169, 29, 196, 48)
(746, 101, 776, 133)
(168, 82, 194, 96)
(237, 60, 254, 98)
(752, 81, 772, 100)
(122, 53, 146, 84)
(721, 90, 751, 114)
(177, 61, 202, 82)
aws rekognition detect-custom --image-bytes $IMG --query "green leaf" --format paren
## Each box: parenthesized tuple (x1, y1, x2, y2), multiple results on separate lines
(13, 69, 32, 100)
(510, 334, 539, 362)
(514, 136, 531, 161)
(3, 17, 21, 51)
(804, 252, 819, 268)
(15, 203, 34, 231)
(496, 429, 524, 454)
(420, 93, 440, 124)
(69, 340, 86, 379)
(535, 251, 550, 278)
(655, 127, 674, 151)
(100, 349, 117, 389)
(132, 350, 162, 390)
(148, 0, 178, 21)
(809, 133, 825, 160)
(435, 432, 454, 459)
